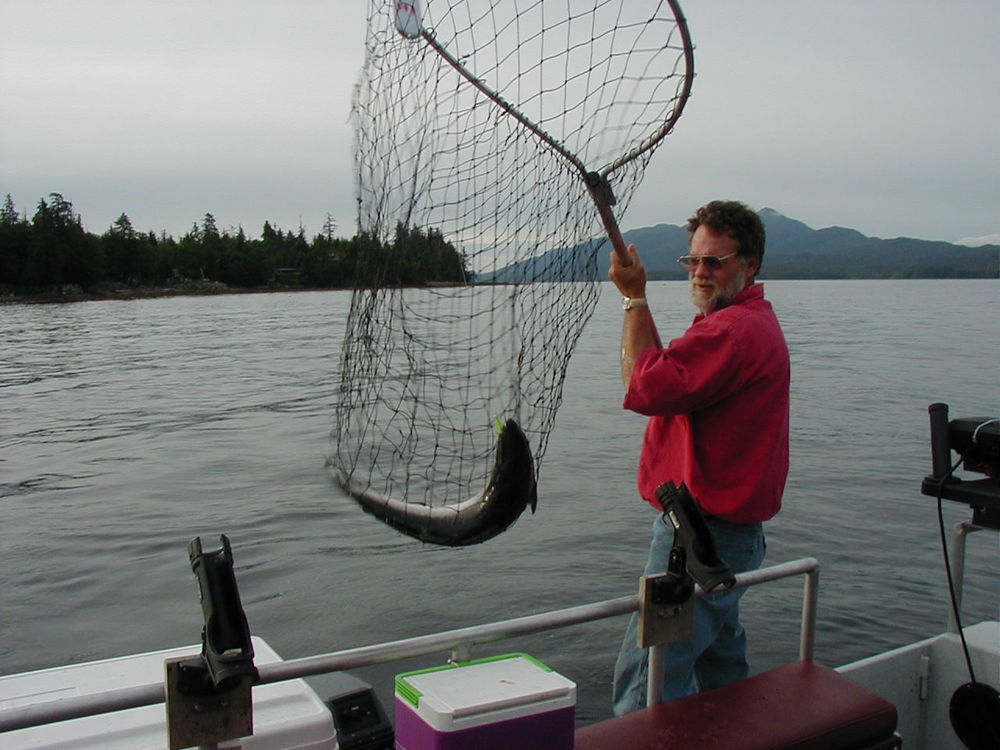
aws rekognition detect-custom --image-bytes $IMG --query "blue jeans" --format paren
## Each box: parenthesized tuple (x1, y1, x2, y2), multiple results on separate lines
(612, 513, 766, 715)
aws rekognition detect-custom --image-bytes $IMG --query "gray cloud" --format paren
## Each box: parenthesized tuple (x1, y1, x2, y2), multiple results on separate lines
(1, 0, 996, 244)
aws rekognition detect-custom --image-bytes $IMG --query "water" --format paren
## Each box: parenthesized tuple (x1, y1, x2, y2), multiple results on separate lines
(1, 280, 997, 725)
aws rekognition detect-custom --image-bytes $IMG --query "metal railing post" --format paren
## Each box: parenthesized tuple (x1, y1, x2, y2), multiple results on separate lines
(646, 644, 665, 707)
(800, 565, 820, 661)
(947, 522, 988, 634)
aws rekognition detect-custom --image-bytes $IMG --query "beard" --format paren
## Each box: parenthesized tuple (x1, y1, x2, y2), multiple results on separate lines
(690, 270, 748, 314)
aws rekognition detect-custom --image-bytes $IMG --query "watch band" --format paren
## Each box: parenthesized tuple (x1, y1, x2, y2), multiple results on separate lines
(622, 296, 648, 311)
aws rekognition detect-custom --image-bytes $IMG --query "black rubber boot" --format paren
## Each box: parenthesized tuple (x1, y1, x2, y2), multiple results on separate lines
(656, 481, 736, 592)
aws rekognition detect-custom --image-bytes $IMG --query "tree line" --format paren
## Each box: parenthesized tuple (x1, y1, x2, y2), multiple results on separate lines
(0, 193, 470, 296)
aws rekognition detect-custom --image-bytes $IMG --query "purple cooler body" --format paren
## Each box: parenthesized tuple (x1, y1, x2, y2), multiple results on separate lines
(394, 653, 576, 750)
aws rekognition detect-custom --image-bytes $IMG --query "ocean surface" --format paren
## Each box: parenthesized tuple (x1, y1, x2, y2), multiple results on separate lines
(1, 279, 997, 725)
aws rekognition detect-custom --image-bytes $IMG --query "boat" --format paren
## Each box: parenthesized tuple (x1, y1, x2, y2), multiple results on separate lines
(1, 404, 997, 749)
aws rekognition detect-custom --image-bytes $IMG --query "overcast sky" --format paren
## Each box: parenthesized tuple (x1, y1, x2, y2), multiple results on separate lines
(1, 1, 997, 246)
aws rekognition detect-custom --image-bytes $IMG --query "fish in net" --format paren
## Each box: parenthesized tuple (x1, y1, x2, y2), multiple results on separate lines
(330, 0, 694, 545)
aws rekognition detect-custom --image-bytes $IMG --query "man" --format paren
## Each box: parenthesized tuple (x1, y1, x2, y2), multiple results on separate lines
(608, 200, 790, 714)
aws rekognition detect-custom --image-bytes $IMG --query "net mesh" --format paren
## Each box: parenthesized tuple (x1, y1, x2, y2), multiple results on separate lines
(332, 0, 692, 515)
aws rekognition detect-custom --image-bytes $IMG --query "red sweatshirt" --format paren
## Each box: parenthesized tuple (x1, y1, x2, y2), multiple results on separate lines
(623, 284, 790, 523)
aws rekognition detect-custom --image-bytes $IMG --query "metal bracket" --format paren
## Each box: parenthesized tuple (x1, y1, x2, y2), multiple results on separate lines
(637, 547, 695, 648)
(584, 171, 618, 207)
(638, 572, 694, 647)
(165, 656, 252, 750)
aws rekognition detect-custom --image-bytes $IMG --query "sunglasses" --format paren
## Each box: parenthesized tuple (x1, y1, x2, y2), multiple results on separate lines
(676, 252, 739, 270)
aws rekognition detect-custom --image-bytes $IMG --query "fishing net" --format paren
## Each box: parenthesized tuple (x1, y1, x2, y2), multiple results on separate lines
(331, 0, 693, 544)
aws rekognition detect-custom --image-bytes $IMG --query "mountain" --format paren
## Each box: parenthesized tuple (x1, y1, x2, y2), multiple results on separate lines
(481, 209, 998, 281)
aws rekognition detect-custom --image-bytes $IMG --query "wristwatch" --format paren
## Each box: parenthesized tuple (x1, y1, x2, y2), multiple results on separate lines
(622, 296, 648, 311)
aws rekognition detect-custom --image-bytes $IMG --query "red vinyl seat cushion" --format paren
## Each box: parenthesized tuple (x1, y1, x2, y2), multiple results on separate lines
(575, 660, 898, 750)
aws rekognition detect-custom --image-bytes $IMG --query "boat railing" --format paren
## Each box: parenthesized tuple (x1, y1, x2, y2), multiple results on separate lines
(3, 557, 822, 733)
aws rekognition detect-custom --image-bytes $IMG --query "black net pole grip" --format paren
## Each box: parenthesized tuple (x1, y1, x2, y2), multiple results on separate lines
(929, 402, 952, 480)
(584, 172, 630, 264)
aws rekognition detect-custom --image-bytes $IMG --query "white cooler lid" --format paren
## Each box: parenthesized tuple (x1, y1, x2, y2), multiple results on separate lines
(396, 653, 575, 727)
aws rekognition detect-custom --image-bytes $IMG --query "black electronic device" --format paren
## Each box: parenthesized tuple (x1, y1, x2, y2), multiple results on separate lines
(307, 672, 395, 750)
(948, 416, 1000, 477)
(921, 403, 1000, 529)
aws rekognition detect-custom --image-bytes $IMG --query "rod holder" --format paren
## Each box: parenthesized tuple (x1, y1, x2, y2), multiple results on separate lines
(166, 535, 258, 750)
(928, 402, 952, 480)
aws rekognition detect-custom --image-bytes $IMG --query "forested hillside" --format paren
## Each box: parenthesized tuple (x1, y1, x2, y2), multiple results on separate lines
(0, 193, 469, 298)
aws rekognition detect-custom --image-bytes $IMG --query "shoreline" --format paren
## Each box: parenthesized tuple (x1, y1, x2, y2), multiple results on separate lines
(4, 275, 996, 307)
(0, 282, 349, 306)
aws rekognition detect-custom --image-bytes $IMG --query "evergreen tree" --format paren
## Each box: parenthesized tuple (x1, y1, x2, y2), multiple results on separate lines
(377, 223, 469, 285)
(0, 194, 31, 286)
(150, 233, 179, 283)
(322, 213, 337, 242)
(103, 213, 133, 281)
(102, 213, 156, 284)
(176, 223, 206, 280)
(259, 220, 287, 273)
(201, 213, 224, 280)
(1, 194, 18, 224)
(225, 227, 271, 287)
(26, 194, 102, 288)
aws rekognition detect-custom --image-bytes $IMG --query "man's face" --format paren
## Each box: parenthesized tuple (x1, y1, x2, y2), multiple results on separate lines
(688, 225, 758, 314)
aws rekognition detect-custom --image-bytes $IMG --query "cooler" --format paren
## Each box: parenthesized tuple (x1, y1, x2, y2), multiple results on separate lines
(394, 653, 575, 750)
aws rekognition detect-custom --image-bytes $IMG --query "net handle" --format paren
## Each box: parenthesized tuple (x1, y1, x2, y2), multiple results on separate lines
(585, 172, 629, 263)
